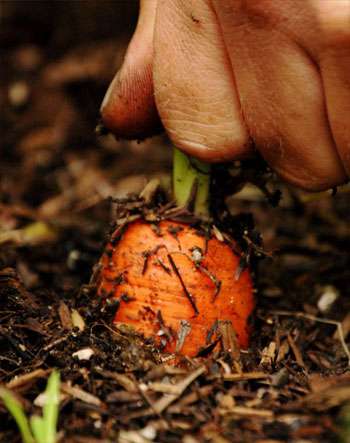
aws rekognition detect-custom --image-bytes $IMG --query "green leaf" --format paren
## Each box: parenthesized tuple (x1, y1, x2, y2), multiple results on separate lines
(173, 147, 210, 218)
(30, 416, 46, 443)
(42, 370, 60, 443)
(0, 387, 34, 443)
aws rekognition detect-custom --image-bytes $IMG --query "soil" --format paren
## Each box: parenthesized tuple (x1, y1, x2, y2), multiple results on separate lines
(1, 2, 349, 442)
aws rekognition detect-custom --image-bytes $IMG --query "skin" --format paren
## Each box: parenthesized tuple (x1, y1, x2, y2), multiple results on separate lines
(98, 220, 253, 356)
(101, 0, 350, 191)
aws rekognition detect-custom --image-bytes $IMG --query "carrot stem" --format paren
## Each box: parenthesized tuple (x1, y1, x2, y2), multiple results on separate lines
(173, 148, 210, 218)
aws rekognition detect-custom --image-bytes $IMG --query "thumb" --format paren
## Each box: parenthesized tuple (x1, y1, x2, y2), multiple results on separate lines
(101, 0, 161, 139)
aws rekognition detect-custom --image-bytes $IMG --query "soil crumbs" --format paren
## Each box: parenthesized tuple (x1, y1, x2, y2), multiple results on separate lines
(1, 2, 350, 442)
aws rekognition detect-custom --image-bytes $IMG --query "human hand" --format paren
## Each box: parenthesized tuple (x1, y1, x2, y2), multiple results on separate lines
(101, 0, 350, 191)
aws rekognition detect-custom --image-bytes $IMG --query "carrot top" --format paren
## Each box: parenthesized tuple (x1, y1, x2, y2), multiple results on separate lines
(172, 148, 210, 218)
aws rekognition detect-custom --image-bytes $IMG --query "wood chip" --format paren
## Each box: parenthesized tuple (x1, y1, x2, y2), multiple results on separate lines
(221, 372, 268, 382)
(175, 320, 191, 353)
(6, 368, 49, 389)
(260, 341, 277, 367)
(58, 301, 73, 330)
(139, 179, 160, 204)
(61, 383, 102, 407)
(276, 339, 290, 364)
(228, 406, 274, 418)
(217, 320, 241, 372)
(143, 365, 187, 382)
(287, 334, 306, 370)
(141, 366, 206, 416)
(168, 385, 213, 411)
(106, 391, 140, 403)
(71, 309, 85, 331)
(147, 382, 183, 395)
(95, 368, 138, 393)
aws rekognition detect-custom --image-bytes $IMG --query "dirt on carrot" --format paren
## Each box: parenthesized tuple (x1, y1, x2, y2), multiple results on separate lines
(97, 219, 254, 356)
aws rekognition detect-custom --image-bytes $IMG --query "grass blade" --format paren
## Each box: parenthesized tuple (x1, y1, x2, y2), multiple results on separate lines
(0, 387, 34, 443)
(30, 415, 46, 443)
(42, 370, 60, 443)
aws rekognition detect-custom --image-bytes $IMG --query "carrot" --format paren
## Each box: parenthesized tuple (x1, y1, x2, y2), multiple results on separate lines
(98, 219, 253, 356)
(96, 147, 254, 356)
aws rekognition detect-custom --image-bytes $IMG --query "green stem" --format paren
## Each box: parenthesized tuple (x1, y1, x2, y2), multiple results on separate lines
(173, 147, 210, 218)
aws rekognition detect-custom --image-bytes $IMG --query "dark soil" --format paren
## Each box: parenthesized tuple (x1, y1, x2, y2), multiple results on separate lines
(1, 2, 349, 442)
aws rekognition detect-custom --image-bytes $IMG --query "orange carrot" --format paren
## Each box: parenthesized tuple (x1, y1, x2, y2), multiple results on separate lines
(97, 109, 254, 355)
(98, 219, 254, 356)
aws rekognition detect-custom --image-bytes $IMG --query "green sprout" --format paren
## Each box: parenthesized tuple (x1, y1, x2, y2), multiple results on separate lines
(0, 370, 60, 443)
(173, 147, 211, 218)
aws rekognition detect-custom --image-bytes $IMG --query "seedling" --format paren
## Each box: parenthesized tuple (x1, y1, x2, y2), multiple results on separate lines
(0, 370, 60, 443)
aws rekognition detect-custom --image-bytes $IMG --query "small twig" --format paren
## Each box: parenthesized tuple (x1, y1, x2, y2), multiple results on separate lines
(154, 257, 172, 275)
(6, 369, 49, 389)
(221, 371, 268, 382)
(42, 335, 70, 352)
(94, 367, 138, 393)
(217, 320, 242, 373)
(151, 365, 206, 414)
(170, 250, 222, 302)
(167, 253, 199, 315)
(61, 383, 102, 407)
(226, 406, 274, 419)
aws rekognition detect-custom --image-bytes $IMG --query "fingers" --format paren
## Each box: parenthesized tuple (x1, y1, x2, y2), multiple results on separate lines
(102, 0, 349, 192)
(101, 0, 161, 139)
(212, 2, 347, 190)
(153, 0, 250, 162)
(317, 1, 350, 175)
